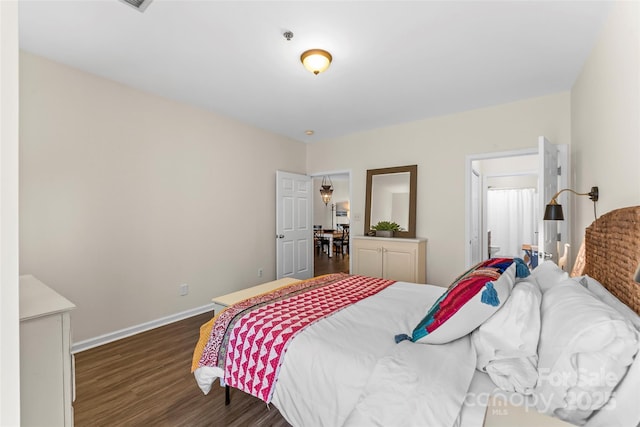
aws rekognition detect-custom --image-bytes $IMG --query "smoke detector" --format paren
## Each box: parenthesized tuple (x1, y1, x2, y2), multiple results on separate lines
(119, 0, 153, 12)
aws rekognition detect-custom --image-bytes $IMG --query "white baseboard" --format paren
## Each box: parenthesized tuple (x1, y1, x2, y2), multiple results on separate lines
(71, 303, 215, 354)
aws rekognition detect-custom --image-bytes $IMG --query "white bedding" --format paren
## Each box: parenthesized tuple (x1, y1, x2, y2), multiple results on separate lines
(455, 370, 499, 427)
(270, 282, 481, 427)
(344, 338, 476, 427)
(193, 267, 640, 427)
(471, 279, 542, 395)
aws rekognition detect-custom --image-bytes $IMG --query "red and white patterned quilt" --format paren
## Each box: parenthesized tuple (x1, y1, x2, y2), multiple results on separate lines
(194, 274, 395, 403)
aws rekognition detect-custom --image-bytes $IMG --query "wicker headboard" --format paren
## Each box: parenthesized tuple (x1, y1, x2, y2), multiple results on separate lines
(582, 206, 640, 314)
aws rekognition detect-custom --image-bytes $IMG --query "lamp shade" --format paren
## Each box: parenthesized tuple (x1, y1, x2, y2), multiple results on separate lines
(542, 186, 598, 221)
(544, 203, 564, 221)
(301, 49, 332, 75)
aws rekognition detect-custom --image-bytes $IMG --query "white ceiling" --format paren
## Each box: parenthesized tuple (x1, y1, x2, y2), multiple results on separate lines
(18, 0, 612, 143)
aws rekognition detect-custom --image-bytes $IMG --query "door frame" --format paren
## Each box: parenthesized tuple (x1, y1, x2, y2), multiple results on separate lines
(309, 169, 352, 273)
(470, 168, 481, 264)
(538, 138, 570, 264)
(0, 3, 21, 424)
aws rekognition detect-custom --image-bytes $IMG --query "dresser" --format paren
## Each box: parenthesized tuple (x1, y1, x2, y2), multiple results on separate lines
(352, 236, 427, 283)
(20, 275, 76, 427)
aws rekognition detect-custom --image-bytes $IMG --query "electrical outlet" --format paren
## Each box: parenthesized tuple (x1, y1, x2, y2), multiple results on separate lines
(179, 283, 189, 296)
(258, 268, 263, 278)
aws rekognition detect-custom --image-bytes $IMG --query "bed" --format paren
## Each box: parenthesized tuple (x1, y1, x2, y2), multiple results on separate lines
(192, 206, 640, 427)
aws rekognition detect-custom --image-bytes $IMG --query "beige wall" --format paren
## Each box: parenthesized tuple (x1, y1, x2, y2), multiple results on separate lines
(571, 0, 640, 255)
(308, 0, 639, 286)
(19, 52, 306, 343)
(16, 0, 639, 347)
(307, 92, 571, 286)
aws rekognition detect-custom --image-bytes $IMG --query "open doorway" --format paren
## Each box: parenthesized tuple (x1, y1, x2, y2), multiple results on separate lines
(466, 148, 539, 266)
(312, 173, 351, 276)
(465, 139, 570, 270)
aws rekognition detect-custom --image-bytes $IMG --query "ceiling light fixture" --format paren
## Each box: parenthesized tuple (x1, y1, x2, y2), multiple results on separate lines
(119, 0, 153, 12)
(301, 49, 332, 75)
(319, 176, 334, 205)
(305, 130, 314, 136)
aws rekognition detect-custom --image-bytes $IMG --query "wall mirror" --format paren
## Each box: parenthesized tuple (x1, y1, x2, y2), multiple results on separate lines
(364, 165, 417, 238)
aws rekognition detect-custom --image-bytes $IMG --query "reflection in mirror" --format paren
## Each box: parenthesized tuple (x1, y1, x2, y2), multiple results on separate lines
(370, 173, 410, 230)
(365, 165, 417, 238)
(335, 201, 349, 219)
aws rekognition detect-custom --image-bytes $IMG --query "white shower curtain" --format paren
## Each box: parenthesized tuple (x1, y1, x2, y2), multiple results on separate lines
(487, 188, 537, 258)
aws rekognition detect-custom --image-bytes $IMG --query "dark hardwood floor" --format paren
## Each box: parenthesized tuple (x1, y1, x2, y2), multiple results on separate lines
(74, 252, 348, 426)
(314, 249, 349, 276)
(74, 312, 292, 427)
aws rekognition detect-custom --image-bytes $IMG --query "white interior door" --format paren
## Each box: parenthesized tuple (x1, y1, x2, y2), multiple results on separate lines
(276, 171, 313, 280)
(538, 136, 563, 263)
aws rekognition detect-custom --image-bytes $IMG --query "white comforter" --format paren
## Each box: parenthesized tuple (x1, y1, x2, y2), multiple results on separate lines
(270, 282, 479, 427)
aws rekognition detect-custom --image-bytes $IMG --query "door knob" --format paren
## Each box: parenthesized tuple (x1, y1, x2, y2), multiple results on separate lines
(540, 252, 553, 260)
(276, 234, 285, 239)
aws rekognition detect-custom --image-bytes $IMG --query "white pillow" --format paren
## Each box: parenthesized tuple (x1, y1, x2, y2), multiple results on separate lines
(406, 259, 516, 345)
(471, 278, 542, 394)
(574, 275, 640, 330)
(530, 260, 569, 293)
(575, 276, 640, 427)
(584, 340, 640, 427)
(535, 278, 639, 425)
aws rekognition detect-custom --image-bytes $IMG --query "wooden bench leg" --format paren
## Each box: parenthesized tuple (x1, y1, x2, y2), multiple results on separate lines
(225, 385, 230, 406)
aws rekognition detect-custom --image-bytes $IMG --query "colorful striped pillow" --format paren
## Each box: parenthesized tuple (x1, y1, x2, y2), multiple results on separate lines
(397, 258, 529, 345)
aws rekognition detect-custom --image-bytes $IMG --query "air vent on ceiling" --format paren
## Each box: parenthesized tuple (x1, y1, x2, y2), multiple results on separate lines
(119, 0, 153, 12)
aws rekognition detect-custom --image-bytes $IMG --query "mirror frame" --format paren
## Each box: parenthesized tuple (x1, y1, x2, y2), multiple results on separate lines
(364, 164, 417, 238)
